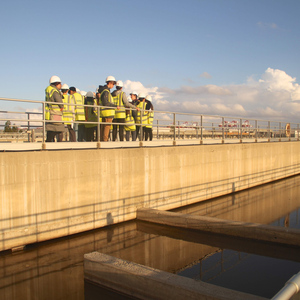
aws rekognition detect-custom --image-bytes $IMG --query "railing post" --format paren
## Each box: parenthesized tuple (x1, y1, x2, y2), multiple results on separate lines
(156, 119, 159, 140)
(139, 110, 143, 147)
(42, 102, 46, 149)
(255, 120, 258, 142)
(239, 119, 242, 143)
(178, 121, 180, 140)
(297, 124, 299, 141)
(27, 113, 31, 142)
(268, 121, 271, 142)
(279, 122, 281, 142)
(173, 113, 176, 145)
(97, 106, 101, 149)
(200, 115, 203, 144)
(221, 117, 224, 143)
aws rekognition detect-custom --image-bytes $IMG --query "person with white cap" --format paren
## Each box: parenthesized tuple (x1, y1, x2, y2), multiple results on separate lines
(130, 91, 138, 106)
(98, 76, 119, 141)
(45, 75, 65, 142)
(61, 84, 76, 142)
(111, 80, 138, 141)
(69, 86, 86, 141)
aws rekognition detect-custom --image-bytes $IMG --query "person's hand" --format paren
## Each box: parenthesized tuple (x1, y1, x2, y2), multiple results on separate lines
(137, 107, 140, 111)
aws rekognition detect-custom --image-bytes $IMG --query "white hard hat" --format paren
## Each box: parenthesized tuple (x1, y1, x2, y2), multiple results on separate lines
(49, 75, 61, 84)
(105, 76, 116, 83)
(86, 91, 94, 98)
(80, 91, 87, 96)
(116, 80, 123, 87)
(146, 95, 152, 102)
(61, 84, 69, 90)
(138, 92, 146, 99)
(130, 91, 138, 96)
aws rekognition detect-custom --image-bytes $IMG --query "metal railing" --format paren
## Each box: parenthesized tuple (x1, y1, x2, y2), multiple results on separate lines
(0, 97, 299, 149)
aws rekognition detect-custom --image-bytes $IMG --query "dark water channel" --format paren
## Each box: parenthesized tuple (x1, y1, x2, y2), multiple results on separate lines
(1, 175, 300, 300)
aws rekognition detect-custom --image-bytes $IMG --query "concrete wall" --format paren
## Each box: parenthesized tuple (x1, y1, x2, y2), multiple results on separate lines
(1, 142, 300, 252)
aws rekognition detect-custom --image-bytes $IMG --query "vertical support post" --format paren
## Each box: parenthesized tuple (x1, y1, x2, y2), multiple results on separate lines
(200, 115, 203, 144)
(97, 106, 101, 149)
(255, 120, 258, 142)
(279, 122, 281, 142)
(221, 117, 224, 143)
(268, 121, 271, 142)
(297, 124, 299, 141)
(27, 113, 30, 142)
(178, 121, 180, 139)
(156, 119, 159, 140)
(42, 102, 46, 150)
(239, 119, 242, 143)
(173, 113, 176, 145)
(139, 109, 143, 147)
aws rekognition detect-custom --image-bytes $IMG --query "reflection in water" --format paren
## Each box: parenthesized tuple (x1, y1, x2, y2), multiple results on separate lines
(0, 176, 300, 299)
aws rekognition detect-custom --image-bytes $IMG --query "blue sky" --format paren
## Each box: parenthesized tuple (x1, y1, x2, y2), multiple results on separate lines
(1, 0, 300, 122)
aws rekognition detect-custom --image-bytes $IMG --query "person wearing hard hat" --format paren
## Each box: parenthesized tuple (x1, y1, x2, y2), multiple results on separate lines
(98, 76, 119, 142)
(130, 91, 139, 106)
(135, 93, 148, 140)
(111, 80, 138, 141)
(144, 95, 154, 141)
(61, 84, 76, 142)
(69, 87, 86, 141)
(45, 76, 65, 142)
(85, 91, 98, 141)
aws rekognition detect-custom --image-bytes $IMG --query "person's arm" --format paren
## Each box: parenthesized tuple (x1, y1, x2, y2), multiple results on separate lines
(122, 93, 136, 109)
(53, 90, 64, 109)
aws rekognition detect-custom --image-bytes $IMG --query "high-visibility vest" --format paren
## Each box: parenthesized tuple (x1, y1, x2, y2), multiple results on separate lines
(125, 111, 136, 131)
(45, 85, 62, 120)
(136, 101, 148, 126)
(62, 94, 75, 125)
(85, 98, 98, 128)
(73, 92, 85, 121)
(113, 92, 126, 119)
(146, 111, 154, 129)
(99, 89, 115, 118)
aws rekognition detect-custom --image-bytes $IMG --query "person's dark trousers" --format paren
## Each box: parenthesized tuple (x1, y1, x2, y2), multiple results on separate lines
(145, 128, 153, 141)
(136, 126, 144, 141)
(112, 118, 125, 141)
(86, 126, 97, 141)
(67, 125, 76, 142)
(46, 131, 63, 142)
(125, 131, 137, 141)
(78, 124, 86, 141)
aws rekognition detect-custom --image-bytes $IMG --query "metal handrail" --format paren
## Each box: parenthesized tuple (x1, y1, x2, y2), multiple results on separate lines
(0, 97, 299, 146)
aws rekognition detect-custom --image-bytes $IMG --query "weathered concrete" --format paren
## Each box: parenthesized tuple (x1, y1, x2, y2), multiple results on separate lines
(1, 142, 300, 251)
(84, 252, 267, 300)
(137, 208, 300, 247)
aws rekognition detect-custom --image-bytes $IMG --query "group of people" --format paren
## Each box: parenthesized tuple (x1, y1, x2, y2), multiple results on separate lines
(45, 75, 154, 142)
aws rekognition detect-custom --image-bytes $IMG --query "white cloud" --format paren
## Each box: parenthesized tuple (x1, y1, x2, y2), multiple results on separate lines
(122, 68, 300, 122)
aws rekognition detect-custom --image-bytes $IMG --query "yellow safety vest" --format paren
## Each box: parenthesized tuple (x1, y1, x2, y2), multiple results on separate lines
(73, 92, 85, 121)
(45, 85, 62, 120)
(113, 92, 126, 119)
(85, 98, 99, 128)
(99, 89, 115, 118)
(146, 111, 154, 128)
(136, 101, 148, 126)
(62, 94, 75, 125)
(125, 111, 136, 131)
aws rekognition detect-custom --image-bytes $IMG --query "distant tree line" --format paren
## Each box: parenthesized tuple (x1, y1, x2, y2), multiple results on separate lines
(4, 121, 23, 133)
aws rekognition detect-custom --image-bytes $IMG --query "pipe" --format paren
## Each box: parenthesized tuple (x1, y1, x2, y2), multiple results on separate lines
(272, 272, 300, 300)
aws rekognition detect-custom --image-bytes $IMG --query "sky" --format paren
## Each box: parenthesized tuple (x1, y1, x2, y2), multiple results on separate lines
(1, 0, 300, 123)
